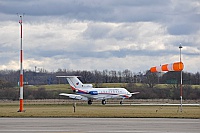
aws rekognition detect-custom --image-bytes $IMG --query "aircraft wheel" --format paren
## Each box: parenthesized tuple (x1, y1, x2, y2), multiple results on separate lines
(88, 100, 92, 105)
(102, 100, 106, 105)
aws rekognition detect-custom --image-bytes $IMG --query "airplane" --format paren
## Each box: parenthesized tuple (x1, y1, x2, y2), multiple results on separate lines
(57, 76, 139, 105)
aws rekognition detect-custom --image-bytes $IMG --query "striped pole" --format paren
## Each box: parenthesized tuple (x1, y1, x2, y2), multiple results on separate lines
(18, 15, 24, 112)
(179, 45, 183, 112)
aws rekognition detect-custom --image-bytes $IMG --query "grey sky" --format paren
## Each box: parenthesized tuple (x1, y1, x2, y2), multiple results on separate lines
(0, 0, 200, 73)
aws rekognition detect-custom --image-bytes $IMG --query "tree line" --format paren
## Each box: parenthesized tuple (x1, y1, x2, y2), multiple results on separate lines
(0, 69, 200, 100)
(1, 69, 200, 85)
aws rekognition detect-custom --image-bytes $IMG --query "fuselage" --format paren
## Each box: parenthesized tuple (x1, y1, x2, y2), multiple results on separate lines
(75, 87, 132, 100)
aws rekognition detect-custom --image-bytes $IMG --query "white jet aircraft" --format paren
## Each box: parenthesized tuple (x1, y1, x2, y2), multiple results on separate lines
(57, 76, 139, 105)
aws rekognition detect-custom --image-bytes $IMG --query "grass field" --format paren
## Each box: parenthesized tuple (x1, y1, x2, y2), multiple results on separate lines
(26, 83, 200, 90)
(3, 83, 199, 118)
(27, 84, 69, 91)
(0, 104, 199, 118)
(26, 83, 126, 91)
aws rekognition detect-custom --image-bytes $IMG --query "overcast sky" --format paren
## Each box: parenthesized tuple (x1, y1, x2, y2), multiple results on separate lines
(0, 0, 200, 73)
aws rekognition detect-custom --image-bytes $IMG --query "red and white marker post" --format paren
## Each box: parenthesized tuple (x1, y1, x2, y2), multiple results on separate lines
(18, 15, 24, 112)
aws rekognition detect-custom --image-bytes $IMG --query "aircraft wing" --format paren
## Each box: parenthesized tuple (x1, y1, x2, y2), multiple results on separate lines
(131, 92, 140, 95)
(59, 93, 88, 101)
(118, 92, 140, 98)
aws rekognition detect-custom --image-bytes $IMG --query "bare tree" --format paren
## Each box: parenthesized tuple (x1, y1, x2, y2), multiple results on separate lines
(94, 70, 102, 87)
(143, 70, 158, 88)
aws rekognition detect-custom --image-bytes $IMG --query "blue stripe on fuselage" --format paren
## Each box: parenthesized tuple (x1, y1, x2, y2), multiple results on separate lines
(75, 88, 129, 98)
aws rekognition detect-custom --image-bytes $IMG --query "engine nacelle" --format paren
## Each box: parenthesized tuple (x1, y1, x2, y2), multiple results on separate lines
(83, 84, 93, 88)
(89, 91, 98, 95)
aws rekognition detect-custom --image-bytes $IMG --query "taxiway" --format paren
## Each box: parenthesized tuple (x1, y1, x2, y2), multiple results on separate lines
(0, 118, 199, 133)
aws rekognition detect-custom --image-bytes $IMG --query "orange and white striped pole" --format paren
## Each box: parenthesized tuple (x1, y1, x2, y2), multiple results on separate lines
(18, 15, 24, 112)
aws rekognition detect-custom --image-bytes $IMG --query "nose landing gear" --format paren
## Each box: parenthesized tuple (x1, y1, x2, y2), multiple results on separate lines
(120, 98, 124, 105)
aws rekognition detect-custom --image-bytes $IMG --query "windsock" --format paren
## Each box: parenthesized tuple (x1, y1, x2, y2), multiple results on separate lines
(150, 62, 184, 72)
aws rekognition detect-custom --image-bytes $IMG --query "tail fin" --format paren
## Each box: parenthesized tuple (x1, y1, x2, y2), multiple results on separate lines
(66, 76, 84, 89)
(56, 76, 92, 90)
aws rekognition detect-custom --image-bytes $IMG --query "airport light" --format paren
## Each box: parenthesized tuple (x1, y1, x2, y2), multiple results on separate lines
(179, 44, 183, 112)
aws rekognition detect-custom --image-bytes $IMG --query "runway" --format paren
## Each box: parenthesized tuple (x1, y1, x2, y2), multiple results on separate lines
(120, 103, 200, 106)
(0, 118, 199, 133)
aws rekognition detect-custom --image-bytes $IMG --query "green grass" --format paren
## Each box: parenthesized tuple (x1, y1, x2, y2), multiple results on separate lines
(0, 104, 199, 118)
(100, 83, 127, 88)
(192, 85, 200, 89)
(26, 83, 200, 91)
(26, 84, 70, 91)
(26, 83, 126, 90)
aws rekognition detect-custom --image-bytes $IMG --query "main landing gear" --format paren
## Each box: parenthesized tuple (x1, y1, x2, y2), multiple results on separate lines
(101, 99, 106, 105)
(88, 99, 93, 105)
(88, 99, 123, 105)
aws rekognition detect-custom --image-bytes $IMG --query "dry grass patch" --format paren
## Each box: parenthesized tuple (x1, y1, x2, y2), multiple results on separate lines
(0, 104, 199, 118)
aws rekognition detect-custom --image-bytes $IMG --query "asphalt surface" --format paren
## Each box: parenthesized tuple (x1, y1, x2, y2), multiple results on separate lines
(0, 118, 199, 133)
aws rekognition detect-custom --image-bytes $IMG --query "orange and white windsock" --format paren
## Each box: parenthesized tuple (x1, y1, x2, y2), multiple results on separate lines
(150, 62, 184, 72)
